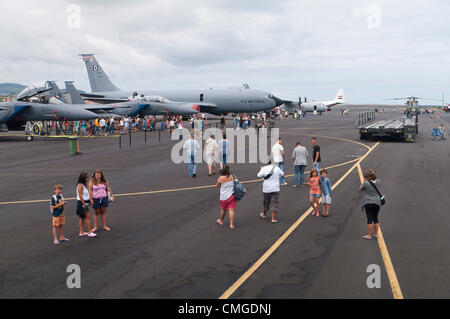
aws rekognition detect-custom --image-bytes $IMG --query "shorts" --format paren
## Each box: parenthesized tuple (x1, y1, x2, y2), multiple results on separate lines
(206, 152, 216, 165)
(52, 215, 65, 227)
(322, 194, 332, 204)
(220, 195, 236, 210)
(310, 194, 321, 198)
(76, 200, 90, 219)
(92, 197, 109, 209)
(263, 192, 280, 213)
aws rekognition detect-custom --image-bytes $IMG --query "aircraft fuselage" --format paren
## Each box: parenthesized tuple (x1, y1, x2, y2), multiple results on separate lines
(88, 88, 278, 115)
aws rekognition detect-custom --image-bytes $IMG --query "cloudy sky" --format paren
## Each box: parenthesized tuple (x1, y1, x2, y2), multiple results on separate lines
(0, 0, 449, 103)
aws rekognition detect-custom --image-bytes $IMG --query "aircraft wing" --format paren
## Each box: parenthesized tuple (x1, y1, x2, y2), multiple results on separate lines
(80, 93, 128, 104)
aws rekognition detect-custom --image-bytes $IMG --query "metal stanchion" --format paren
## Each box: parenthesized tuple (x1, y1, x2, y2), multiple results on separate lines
(145, 129, 147, 144)
(119, 135, 121, 150)
(159, 129, 161, 142)
(129, 130, 131, 148)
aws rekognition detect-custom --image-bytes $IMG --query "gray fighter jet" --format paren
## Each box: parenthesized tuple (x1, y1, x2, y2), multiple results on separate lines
(0, 100, 98, 132)
(79, 54, 282, 115)
(0, 82, 98, 132)
(65, 81, 199, 117)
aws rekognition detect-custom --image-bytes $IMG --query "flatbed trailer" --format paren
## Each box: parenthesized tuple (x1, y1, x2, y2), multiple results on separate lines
(359, 117, 417, 141)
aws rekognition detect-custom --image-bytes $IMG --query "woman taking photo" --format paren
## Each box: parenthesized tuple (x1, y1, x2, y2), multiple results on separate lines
(360, 169, 382, 240)
(76, 173, 97, 238)
(89, 170, 114, 232)
(216, 166, 236, 230)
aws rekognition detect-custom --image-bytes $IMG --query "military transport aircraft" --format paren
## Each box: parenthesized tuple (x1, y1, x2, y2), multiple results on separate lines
(78, 54, 283, 115)
(280, 89, 345, 114)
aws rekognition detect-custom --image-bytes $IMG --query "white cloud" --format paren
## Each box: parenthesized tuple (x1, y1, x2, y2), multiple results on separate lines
(0, 0, 449, 103)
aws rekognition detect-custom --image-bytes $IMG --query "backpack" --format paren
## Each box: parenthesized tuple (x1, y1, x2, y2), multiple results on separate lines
(232, 175, 246, 201)
(50, 195, 64, 214)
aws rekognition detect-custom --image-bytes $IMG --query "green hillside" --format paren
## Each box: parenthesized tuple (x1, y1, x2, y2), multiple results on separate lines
(0, 83, 26, 95)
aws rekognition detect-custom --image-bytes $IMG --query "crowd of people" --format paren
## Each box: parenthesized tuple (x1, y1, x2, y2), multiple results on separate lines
(209, 136, 383, 239)
(49, 113, 386, 243)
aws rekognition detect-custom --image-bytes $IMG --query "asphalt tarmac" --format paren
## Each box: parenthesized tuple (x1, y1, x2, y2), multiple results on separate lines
(0, 108, 449, 299)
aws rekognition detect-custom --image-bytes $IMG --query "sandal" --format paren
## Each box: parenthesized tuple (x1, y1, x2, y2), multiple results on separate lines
(362, 235, 372, 240)
(271, 219, 278, 224)
(259, 213, 267, 219)
(216, 219, 224, 226)
(229, 225, 235, 230)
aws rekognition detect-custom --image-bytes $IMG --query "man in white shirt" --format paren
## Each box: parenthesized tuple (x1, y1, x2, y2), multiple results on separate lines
(204, 135, 218, 176)
(271, 138, 287, 185)
(257, 160, 284, 223)
(183, 134, 201, 178)
(99, 118, 106, 135)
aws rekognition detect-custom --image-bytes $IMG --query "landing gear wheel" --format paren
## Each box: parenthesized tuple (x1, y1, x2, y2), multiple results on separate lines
(26, 135, 34, 142)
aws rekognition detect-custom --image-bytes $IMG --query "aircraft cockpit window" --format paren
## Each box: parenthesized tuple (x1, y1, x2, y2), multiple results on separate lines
(140, 95, 170, 104)
(17, 81, 54, 101)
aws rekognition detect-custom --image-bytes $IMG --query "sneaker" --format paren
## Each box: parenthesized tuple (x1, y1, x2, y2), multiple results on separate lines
(88, 232, 97, 238)
(281, 182, 288, 186)
(59, 238, 69, 242)
(193, 173, 197, 178)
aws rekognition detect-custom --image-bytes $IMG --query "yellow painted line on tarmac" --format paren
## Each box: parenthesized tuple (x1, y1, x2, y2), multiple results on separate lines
(282, 131, 371, 151)
(356, 162, 404, 299)
(0, 133, 368, 206)
(219, 142, 380, 299)
(0, 158, 361, 206)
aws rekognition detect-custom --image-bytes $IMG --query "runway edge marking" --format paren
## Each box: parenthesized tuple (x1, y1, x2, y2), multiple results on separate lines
(356, 162, 404, 299)
(219, 141, 380, 300)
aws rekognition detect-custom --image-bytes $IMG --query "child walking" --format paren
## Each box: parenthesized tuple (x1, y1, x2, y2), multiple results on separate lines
(308, 170, 321, 216)
(50, 184, 68, 244)
(320, 169, 333, 217)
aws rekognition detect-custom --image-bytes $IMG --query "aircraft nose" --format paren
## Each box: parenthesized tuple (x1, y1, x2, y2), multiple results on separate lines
(59, 106, 98, 120)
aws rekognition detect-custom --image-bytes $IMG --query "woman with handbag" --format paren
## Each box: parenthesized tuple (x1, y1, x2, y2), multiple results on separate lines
(360, 169, 384, 240)
(216, 166, 236, 230)
(89, 169, 114, 232)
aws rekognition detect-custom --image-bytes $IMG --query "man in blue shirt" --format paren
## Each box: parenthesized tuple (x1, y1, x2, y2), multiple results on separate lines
(183, 134, 201, 177)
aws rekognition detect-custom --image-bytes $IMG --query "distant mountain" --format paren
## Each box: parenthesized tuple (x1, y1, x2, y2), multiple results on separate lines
(0, 83, 27, 95)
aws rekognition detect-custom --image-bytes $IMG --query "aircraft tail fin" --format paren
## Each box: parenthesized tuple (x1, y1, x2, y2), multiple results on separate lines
(79, 54, 120, 92)
(65, 81, 85, 104)
(335, 89, 345, 103)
